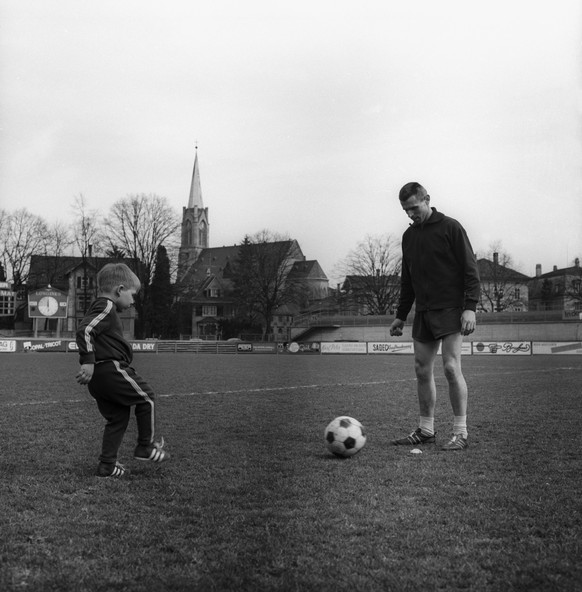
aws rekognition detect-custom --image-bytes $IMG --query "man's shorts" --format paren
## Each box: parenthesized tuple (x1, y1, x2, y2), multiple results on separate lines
(412, 308, 462, 342)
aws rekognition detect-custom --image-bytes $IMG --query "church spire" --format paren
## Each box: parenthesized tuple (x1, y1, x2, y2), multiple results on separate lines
(188, 148, 204, 209)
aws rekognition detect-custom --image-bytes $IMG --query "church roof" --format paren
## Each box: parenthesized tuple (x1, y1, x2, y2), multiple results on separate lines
(179, 245, 240, 287)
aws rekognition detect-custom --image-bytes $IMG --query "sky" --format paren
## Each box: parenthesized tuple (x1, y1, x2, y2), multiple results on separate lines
(1, 0, 581, 284)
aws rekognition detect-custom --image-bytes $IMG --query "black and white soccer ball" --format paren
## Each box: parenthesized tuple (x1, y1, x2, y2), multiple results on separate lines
(324, 416, 366, 457)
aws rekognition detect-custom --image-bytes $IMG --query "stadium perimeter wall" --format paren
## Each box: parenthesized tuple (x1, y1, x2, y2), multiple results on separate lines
(1, 333, 581, 356)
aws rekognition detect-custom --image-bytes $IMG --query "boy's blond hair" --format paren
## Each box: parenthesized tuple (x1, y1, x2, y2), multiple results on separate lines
(97, 263, 141, 293)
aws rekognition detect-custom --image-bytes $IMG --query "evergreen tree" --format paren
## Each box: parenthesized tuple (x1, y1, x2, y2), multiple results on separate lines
(149, 245, 173, 338)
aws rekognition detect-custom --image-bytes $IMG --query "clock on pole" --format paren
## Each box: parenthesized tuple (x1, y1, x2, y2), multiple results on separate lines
(28, 287, 68, 319)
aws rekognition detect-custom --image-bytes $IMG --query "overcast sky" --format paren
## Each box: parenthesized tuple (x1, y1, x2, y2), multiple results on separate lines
(1, 0, 581, 283)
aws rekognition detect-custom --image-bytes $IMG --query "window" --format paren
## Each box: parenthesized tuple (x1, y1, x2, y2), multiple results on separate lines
(514, 288, 520, 299)
(0, 293, 15, 316)
(77, 276, 94, 290)
(202, 305, 217, 317)
(199, 221, 208, 247)
(573, 280, 581, 294)
(77, 295, 92, 311)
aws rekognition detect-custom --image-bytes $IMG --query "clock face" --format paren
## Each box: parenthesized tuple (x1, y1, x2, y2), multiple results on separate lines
(38, 296, 59, 316)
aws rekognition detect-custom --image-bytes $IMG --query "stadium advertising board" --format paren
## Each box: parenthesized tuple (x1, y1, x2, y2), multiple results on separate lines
(368, 342, 414, 354)
(279, 342, 321, 354)
(0, 339, 17, 353)
(321, 342, 367, 354)
(532, 342, 582, 355)
(473, 341, 531, 355)
(21, 339, 68, 352)
(131, 342, 157, 352)
(236, 343, 278, 354)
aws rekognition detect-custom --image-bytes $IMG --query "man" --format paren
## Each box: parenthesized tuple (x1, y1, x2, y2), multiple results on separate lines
(389, 182, 480, 451)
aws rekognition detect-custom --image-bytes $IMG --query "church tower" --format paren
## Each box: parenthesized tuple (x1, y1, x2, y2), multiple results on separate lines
(178, 150, 209, 281)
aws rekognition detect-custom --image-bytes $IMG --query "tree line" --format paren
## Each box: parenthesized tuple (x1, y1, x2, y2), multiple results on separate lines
(7, 193, 569, 339)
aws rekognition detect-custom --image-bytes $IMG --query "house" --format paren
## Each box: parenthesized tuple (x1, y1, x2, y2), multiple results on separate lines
(477, 253, 530, 312)
(24, 255, 138, 337)
(528, 259, 582, 316)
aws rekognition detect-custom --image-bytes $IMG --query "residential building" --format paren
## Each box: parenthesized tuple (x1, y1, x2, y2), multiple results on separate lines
(24, 255, 138, 337)
(528, 259, 582, 316)
(477, 253, 530, 312)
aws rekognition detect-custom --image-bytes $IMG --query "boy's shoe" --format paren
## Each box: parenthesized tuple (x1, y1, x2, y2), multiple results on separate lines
(134, 437, 170, 463)
(441, 434, 468, 451)
(97, 461, 127, 478)
(392, 428, 436, 446)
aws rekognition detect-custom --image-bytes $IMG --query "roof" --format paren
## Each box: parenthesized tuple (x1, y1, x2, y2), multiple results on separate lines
(179, 245, 240, 287)
(476, 258, 530, 282)
(287, 260, 328, 281)
(535, 263, 582, 280)
(27, 255, 140, 291)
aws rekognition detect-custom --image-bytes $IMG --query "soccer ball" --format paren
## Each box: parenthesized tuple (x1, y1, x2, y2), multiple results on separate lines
(324, 416, 366, 457)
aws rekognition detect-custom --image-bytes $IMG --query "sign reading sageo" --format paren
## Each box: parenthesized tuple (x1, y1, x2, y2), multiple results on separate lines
(368, 342, 414, 354)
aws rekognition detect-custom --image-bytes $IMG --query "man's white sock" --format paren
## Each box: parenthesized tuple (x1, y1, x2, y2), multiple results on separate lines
(419, 416, 434, 436)
(453, 415, 468, 438)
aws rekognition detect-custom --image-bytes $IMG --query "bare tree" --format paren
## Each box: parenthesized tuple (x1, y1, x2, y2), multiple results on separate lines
(104, 194, 180, 336)
(231, 230, 306, 338)
(0, 208, 48, 288)
(71, 195, 104, 313)
(36, 220, 74, 287)
(336, 234, 402, 315)
(71, 194, 103, 258)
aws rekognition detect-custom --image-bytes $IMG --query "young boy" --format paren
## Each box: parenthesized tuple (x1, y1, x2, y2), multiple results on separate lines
(76, 263, 169, 477)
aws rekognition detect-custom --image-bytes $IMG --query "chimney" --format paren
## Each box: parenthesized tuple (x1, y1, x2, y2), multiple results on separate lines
(553, 266, 558, 272)
(575, 258, 580, 268)
(493, 252, 499, 266)
(535, 264, 541, 277)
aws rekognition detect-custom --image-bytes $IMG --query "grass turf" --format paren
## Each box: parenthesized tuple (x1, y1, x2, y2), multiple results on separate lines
(0, 353, 580, 591)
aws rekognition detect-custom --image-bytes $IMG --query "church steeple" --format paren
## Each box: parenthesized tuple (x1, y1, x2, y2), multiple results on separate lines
(188, 149, 204, 209)
(178, 148, 210, 282)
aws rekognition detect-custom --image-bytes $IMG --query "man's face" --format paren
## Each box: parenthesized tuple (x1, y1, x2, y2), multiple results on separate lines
(400, 192, 432, 226)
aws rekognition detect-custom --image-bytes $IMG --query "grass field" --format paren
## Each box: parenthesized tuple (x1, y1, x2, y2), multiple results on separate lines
(1, 352, 581, 592)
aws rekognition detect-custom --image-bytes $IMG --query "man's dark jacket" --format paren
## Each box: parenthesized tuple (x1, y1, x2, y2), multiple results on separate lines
(396, 208, 480, 321)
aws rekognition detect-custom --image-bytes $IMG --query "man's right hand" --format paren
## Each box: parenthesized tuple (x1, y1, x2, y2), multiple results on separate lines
(389, 318, 404, 337)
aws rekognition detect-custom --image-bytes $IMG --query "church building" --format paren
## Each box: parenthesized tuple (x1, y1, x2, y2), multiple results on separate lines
(176, 150, 329, 340)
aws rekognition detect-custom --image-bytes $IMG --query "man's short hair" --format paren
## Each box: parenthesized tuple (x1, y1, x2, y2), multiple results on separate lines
(399, 182, 426, 202)
(97, 263, 141, 293)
